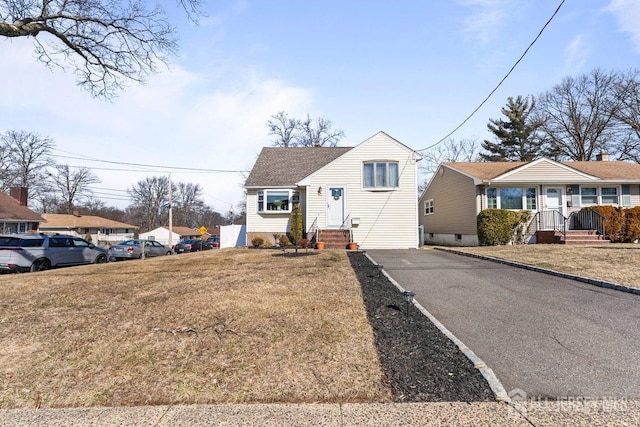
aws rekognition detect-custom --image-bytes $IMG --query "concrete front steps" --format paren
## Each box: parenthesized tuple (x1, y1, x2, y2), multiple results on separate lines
(536, 230, 610, 245)
(317, 229, 351, 249)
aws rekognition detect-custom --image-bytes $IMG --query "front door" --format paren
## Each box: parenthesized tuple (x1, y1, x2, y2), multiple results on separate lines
(543, 187, 563, 230)
(326, 186, 345, 228)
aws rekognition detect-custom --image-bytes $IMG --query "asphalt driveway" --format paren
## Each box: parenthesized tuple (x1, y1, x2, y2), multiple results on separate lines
(366, 249, 640, 400)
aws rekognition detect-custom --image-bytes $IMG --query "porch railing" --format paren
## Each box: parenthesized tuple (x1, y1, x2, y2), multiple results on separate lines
(568, 210, 606, 237)
(339, 214, 353, 242)
(527, 210, 567, 241)
(308, 216, 319, 244)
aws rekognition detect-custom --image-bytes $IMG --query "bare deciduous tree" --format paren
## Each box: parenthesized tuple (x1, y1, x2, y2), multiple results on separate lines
(0, 130, 54, 198)
(128, 176, 171, 231)
(0, 0, 202, 98)
(612, 69, 640, 162)
(536, 69, 620, 161)
(49, 164, 100, 214)
(173, 182, 205, 227)
(419, 138, 479, 192)
(267, 112, 345, 147)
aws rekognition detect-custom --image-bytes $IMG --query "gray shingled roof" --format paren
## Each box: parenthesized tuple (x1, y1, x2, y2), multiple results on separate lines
(245, 147, 353, 187)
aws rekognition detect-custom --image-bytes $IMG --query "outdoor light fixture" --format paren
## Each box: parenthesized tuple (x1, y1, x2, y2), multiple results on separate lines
(403, 291, 415, 316)
(377, 264, 384, 277)
(317, 186, 323, 195)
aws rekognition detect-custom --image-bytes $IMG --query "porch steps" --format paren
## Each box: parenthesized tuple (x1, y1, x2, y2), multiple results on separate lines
(537, 230, 610, 245)
(317, 229, 351, 249)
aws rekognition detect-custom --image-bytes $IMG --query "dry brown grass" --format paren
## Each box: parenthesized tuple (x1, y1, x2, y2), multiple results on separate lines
(447, 244, 640, 288)
(0, 249, 392, 409)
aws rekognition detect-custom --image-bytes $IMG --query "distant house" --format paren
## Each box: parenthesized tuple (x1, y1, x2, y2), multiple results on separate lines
(0, 187, 44, 233)
(139, 226, 201, 246)
(245, 131, 422, 249)
(39, 212, 137, 245)
(419, 156, 640, 246)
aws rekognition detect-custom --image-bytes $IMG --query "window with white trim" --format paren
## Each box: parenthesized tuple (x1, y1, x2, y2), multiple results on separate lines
(257, 190, 298, 213)
(363, 161, 399, 189)
(580, 187, 597, 205)
(424, 199, 434, 215)
(601, 187, 618, 205)
(487, 187, 537, 210)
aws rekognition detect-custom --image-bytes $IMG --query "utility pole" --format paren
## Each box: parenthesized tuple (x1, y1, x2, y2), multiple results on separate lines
(168, 173, 173, 248)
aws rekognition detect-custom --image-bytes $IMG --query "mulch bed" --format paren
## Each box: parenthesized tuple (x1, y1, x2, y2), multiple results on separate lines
(348, 251, 495, 402)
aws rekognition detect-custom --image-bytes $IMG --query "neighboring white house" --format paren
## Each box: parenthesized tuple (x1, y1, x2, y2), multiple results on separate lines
(244, 131, 422, 249)
(39, 212, 137, 246)
(139, 226, 201, 246)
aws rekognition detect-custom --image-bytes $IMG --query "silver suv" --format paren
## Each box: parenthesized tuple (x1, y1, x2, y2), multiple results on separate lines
(0, 233, 109, 273)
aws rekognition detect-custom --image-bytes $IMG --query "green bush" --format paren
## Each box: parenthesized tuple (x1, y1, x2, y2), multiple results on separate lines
(477, 209, 530, 246)
(289, 203, 303, 243)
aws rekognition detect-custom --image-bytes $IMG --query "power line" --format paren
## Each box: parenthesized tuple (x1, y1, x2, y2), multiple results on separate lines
(416, 0, 566, 152)
(51, 153, 250, 173)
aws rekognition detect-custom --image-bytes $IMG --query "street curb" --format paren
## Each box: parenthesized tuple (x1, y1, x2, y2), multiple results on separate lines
(363, 253, 511, 403)
(434, 247, 640, 296)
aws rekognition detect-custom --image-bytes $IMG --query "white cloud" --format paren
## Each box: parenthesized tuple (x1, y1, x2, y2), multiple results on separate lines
(564, 34, 587, 73)
(607, 0, 640, 53)
(0, 39, 314, 212)
(459, 0, 512, 43)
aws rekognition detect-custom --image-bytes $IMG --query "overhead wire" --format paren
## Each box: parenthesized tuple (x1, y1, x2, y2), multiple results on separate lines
(416, 0, 566, 153)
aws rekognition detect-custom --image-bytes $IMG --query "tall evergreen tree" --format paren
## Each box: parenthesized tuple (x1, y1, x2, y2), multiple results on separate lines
(480, 95, 542, 162)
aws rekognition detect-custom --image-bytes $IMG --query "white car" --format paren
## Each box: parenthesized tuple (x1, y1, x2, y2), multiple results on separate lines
(0, 233, 109, 273)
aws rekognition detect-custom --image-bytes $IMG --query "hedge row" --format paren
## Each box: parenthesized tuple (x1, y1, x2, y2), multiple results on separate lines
(581, 206, 640, 243)
(477, 209, 531, 246)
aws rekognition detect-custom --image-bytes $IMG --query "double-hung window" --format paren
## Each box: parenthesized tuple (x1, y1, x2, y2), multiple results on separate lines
(257, 190, 297, 213)
(424, 199, 434, 215)
(580, 187, 597, 205)
(363, 161, 399, 189)
(601, 187, 618, 205)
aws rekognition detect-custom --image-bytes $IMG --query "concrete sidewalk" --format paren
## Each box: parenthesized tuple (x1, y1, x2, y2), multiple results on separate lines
(2, 401, 639, 426)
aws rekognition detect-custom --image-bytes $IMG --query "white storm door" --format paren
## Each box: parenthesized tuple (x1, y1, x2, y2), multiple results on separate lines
(326, 186, 345, 227)
(543, 187, 563, 230)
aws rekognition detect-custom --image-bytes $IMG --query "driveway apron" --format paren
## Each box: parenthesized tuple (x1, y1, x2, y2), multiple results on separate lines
(366, 249, 640, 400)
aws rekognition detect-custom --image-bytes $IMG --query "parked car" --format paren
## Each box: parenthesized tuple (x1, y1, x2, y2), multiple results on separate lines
(0, 233, 109, 273)
(109, 239, 173, 261)
(173, 239, 211, 253)
(206, 236, 220, 248)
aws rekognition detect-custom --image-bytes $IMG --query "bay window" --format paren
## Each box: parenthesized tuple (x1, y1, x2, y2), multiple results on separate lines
(257, 190, 298, 213)
(363, 161, 399, 189)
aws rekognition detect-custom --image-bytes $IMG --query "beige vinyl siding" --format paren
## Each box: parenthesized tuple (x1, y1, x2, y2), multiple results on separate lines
(246, 188, 306, 233)
(420, 166, 477, 235)
(496, 161, 595, 182)
(305, 133, 419, 249)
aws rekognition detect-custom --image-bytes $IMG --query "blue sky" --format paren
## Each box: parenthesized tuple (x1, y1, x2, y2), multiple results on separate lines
(1, 0, 639, 213)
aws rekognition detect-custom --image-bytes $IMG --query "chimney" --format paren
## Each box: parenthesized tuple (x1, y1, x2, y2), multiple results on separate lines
(9, 187, 28, 206)
(596, 151, 610, 161)
(73, 210, 81, 217)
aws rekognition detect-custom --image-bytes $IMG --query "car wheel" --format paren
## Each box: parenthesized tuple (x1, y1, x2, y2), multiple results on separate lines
(30, 258, 51, 272)
(165, 251, 172, 255)
(95, 254, 108, 264)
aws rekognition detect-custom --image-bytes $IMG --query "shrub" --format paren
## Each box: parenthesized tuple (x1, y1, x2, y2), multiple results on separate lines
(624, 206, 640, 242)
(85, 232, 92, 242)
(582, 206, 625, 242)
(477, 209, 530, 246)
(279, 235, 292, 246)
(263, 239, 273, 247)
(297, 238, 310, 248)
(251, 237, 264, 247)
(289, 203, 303, 243)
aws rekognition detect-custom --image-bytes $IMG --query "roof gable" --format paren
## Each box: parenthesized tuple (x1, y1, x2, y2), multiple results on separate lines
(0, 192, 44, 222)
(244, 146, 352, 187)
(445, 159, 640, 183)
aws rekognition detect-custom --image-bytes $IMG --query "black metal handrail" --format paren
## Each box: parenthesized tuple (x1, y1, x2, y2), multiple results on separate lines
(527, 210, 567, 242)
(568, 210, 606, 237)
